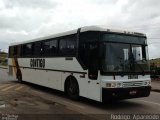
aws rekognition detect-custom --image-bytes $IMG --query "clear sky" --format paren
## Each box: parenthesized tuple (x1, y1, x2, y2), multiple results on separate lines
(0, 0, 160, 59)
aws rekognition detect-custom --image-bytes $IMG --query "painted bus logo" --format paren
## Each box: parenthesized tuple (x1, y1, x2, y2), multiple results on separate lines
(30, 59, 45, 68)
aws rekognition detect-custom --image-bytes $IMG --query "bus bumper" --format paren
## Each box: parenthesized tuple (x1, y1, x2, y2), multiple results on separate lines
(102, 86, 151, 102)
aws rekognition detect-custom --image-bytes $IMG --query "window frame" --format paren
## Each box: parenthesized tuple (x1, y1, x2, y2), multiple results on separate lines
(22, 43, 33, 57)
(32, 41, 42, 57)
(42, 39, 58, 57)
(59, 34, 76, 56)
(9, 34, 77, 58)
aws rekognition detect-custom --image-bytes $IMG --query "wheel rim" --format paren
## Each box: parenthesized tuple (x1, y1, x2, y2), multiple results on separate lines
(69, 82, 77, 94)
(67, 80, 78, 97)
(18, 75, 21, 82)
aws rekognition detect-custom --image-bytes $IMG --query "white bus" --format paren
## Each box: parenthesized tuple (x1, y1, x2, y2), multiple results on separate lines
(8, 26, 151, 102)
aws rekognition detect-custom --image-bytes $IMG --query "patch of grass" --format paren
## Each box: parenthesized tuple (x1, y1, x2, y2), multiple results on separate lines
(149, 58, 160, 64)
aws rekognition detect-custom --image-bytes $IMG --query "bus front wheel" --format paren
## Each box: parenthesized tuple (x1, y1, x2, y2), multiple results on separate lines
(66, 77, 79, 100)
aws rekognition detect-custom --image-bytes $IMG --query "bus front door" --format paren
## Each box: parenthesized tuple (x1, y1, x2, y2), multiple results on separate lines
(87, 44, 101, 101)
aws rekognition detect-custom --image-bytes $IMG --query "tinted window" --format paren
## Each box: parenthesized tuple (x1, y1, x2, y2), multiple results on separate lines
(59, 39, 67, 54)
(9, 46, 19, 57)
(13, 46, 17, 56)
(50, 40, 57, 55)
(79, 43, 89, 68)
(9, 45, 21, 57)
(78, 31, 100, 69)
(43, 41, 50, 55)
(23, 43, 33, 56)
(67, 39, 76, 54)
(42, 39, 57, 56)
(59, 35, 76, 55)
(33, 42, 41, 56)
(9, 46, 14, 57)
(102, 34, 146, 44)
(17, 45, 21, 57)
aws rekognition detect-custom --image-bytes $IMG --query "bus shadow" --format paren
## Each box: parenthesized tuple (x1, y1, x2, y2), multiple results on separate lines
(11, 81, 145, 111)
(77, 96, 145, 111)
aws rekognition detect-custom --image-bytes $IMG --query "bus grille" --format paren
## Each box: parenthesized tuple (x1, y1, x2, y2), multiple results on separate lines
(123, 81, 143, 88)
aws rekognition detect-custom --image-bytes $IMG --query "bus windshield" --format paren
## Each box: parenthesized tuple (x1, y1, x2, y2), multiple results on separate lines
(100, 36, 150, 74)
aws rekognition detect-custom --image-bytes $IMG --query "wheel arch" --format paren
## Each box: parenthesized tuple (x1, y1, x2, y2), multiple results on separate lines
(64, 75, 79, 94)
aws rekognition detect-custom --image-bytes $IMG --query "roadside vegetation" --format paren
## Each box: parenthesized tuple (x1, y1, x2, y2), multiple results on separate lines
(149, 58, 160, 79)
(0, 52, 8, 66)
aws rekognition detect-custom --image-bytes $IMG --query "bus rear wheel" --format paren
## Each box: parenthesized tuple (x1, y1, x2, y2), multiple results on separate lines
(66, 78, 79, 100)
(17, 74, 22, 83)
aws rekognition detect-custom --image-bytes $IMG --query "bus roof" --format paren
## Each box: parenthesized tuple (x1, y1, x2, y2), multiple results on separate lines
(9, 26, 146, 46)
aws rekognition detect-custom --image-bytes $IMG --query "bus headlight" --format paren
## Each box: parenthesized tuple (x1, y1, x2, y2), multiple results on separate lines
(106, 83, 123, 88)
(144, 81, 151, 86)
(144, 81, 148, 86)
(106, 83, 112, 88)
(111, 83, 117, 88)
(117, 83, 123, 87)
(147, 81, 151, 86)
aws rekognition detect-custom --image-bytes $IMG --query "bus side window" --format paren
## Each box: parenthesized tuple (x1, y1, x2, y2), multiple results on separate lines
(67, 38, 76, 55)
(50, 40, 57, 55)
(59, 39, 67, 55)
(9, 46, 14, 58)
(43, 40, 50, 56)
(13, 46, 17, 56)
(59, 35, 76, 56)
(23, 43, 33, 57)
(17, 45, 21, 57)
(33, 42, 42, 56)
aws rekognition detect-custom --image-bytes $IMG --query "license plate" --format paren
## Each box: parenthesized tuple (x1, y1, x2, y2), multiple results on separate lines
(129, 90, 137, 95)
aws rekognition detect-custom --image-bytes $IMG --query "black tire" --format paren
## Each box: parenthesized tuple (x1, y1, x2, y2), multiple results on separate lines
(66, 77, 79, 100)
(17, 74, 22, 83)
